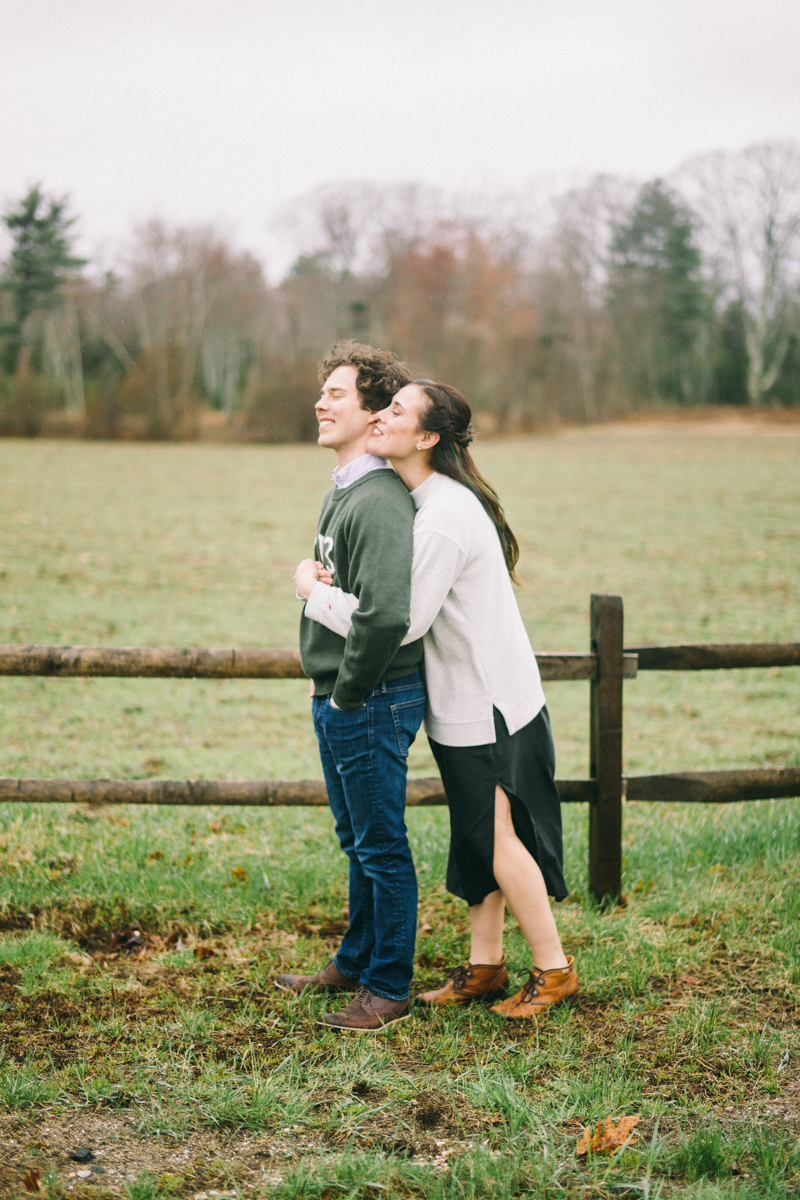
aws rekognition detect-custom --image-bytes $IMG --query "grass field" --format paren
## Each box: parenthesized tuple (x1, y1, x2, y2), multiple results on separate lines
(0, 426, 799, 1199)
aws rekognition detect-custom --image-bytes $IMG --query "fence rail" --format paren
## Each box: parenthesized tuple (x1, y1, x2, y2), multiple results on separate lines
(629, 642, 800, 671)
(0, 645, 637, 681)
(3, 769, 797, 810)
(2, 599, 798, 903)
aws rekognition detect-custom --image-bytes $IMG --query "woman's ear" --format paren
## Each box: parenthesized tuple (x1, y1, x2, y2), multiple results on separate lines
(420, 431, 440, 450)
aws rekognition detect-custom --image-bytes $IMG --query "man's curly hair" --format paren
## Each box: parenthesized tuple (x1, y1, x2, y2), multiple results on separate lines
(318, 341, 411, 412)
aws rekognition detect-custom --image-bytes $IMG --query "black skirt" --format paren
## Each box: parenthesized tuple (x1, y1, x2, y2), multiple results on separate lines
(429, 705, 568, 906)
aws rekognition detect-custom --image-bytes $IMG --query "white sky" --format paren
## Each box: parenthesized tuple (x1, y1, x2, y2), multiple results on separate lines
(1, 0, 800, 279)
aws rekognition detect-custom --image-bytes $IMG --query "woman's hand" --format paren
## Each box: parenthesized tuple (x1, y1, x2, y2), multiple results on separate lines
(293, 558, 326, 600)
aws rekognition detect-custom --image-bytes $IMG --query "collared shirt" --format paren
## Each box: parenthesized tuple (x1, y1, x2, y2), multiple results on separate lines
(332, 452, 391, 489)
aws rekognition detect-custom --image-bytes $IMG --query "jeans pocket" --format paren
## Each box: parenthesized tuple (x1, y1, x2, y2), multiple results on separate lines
(390, 696, 426, 757)
(328, 697, 366, 713)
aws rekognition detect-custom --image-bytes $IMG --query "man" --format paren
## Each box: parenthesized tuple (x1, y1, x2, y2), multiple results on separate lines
(277, 341, 425, 1031)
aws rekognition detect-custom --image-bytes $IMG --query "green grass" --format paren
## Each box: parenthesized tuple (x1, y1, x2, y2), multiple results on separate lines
(0, 427, 799, 1198)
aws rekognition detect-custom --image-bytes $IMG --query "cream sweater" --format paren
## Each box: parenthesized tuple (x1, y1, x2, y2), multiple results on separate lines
(304, 471, 546, 746)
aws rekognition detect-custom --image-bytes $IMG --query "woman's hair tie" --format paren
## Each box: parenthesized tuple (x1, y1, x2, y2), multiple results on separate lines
(453, 425, 474, 448)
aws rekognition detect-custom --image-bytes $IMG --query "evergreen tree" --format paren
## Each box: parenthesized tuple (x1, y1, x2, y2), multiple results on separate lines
(1, 185, 86, 373)
(609, 179, 708, 404)
(712, 302, 749, 405)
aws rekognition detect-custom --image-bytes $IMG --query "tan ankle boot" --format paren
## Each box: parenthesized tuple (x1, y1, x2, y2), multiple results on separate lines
(419, 958, 508, 1006)
(490, 956, 578, 1017)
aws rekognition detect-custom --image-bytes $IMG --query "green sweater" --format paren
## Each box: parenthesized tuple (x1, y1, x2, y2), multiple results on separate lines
(300, 470, 423, 709)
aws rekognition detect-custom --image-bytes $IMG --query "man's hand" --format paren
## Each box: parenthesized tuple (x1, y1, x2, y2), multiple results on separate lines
(294, 558, 326, 600)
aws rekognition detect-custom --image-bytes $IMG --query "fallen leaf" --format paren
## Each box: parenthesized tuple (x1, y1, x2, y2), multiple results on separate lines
(679, 975, 702, 987)
(194, 944, 216, 960)
(231, 865, 248, 882)
(22, 1168, 41, 1193)
(419, 922, 432, 935)
(115, 927, 145, 952)
(576, 1114, 641, 1156)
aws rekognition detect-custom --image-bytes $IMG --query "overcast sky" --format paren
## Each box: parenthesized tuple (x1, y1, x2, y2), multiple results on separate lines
(2, 0, 800, 278)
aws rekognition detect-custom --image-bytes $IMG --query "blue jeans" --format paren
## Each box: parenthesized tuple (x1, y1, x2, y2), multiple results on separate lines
(312, 672, 425, 1001)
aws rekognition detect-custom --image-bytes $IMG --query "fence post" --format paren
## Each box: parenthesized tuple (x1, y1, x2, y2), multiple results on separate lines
(589, 593, 624, 903)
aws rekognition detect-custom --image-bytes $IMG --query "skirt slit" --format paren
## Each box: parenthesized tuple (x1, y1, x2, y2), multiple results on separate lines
(429, 705, 568, 907)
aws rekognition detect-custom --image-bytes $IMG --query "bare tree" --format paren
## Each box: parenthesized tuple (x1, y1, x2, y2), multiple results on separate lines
(42, 291, 84, 412)
(548, 179, 611, 420)
(118, 222, 268, 433)
(681, 140, 800, 405)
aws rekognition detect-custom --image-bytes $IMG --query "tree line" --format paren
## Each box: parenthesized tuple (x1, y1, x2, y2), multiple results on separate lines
(1, 139, 799, 441)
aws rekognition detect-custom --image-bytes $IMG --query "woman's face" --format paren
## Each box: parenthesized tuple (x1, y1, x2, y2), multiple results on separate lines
(369, 384, 437, 461)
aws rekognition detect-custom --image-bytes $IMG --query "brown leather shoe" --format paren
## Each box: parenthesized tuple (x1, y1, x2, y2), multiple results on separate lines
(319, 986, 410, 1032)
(275, 959, 360, 995)
(418, 958, 508, 1006)
(490, 956, 579, 1018)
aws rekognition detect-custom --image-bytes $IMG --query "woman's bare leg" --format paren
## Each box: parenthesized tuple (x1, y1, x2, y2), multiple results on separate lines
(492, 785, 568, 971)
(468, 889, 505, 964)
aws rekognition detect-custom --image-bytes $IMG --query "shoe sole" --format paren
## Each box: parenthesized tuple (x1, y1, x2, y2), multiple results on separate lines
(316, 1014, 412, 1033)
(418, 990, 507, 1007)
(492, 991, 580, 1017)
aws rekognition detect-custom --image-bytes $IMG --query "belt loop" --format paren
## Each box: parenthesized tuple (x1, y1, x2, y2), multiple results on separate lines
(381, 680, 387, 693)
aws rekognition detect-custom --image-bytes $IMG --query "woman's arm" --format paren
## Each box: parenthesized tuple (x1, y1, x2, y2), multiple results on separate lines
(304, 527, 464, 645)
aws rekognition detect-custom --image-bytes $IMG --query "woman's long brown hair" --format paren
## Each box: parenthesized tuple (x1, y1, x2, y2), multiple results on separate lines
(415, 380, 521, 583)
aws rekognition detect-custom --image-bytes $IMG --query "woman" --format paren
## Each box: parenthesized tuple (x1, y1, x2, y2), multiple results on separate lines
(301, 380, 577, 1017)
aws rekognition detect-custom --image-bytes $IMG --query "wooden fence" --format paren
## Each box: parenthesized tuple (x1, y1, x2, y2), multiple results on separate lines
(1, 593, 798, 902)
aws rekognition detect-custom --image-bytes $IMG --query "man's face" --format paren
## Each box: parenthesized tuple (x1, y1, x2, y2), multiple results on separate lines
(315, 365, 375, 454)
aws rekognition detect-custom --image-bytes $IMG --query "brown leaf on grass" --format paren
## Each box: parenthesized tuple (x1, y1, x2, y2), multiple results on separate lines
(194, 944, 216, 960)
(115, 927, 145, 953)
(22, 1168, 42, 1193)
(231, 865, 248, 882)
(679, 975, 702, 987)
(576, 1114, 640, 1156)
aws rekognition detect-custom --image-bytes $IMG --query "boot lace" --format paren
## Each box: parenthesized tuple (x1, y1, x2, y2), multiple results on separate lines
(519, 970, 545, 1004)
(449, 964, 471, 990)
(354, 986, 375, 1006)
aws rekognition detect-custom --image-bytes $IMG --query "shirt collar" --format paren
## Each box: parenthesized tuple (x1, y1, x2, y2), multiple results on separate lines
(332, 453, 391, 489)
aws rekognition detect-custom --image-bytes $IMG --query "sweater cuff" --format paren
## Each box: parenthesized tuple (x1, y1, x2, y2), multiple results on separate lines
(304, 580, 332, 621)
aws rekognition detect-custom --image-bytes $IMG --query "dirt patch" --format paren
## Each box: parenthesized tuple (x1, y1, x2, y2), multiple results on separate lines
(321, 1085, 488, 1158)
(0, 1111, 287, 1200)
